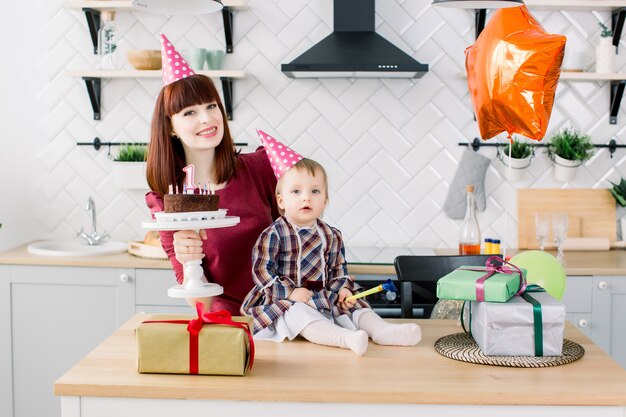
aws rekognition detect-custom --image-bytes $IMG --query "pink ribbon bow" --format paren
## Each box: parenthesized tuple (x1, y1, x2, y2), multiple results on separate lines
(461, 255, 527, 302)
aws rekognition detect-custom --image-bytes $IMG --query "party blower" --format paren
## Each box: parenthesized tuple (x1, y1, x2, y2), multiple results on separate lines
(345, 279, 397, 302)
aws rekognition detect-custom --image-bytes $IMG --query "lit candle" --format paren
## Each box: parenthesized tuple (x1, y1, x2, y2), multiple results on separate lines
(183, 164, 196, 194)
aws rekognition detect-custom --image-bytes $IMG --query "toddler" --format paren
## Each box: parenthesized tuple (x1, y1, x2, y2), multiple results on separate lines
(241, 131, 421, 355)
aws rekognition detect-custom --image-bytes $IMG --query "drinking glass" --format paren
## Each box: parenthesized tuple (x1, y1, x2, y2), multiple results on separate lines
(534, 212, 550, 250)
(552, 212, 569, 265)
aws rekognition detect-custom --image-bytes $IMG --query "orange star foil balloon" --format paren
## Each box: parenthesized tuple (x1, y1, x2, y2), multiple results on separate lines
(465, 6, 566, 141)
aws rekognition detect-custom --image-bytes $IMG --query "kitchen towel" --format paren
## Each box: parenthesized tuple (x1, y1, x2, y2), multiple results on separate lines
(444, 148, 490, 219)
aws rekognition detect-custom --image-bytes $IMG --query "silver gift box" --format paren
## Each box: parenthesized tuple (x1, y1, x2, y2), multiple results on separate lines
(467, 291, 566, 356)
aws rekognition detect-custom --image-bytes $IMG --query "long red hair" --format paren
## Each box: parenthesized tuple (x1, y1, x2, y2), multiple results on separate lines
(146, 74, 238, 196)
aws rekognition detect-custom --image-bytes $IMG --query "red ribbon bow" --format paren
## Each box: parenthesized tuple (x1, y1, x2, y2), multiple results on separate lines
(461, 255, 527, 302)
(143, 303, 255, 375)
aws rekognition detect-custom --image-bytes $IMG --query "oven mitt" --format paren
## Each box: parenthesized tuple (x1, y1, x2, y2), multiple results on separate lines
(444, 148, 490, 219)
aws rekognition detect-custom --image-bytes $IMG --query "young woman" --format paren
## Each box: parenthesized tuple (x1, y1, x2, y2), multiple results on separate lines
(145, 36, 278, 314)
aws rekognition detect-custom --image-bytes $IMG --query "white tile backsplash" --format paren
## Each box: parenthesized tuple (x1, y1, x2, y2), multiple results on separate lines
(2, 0, 626, 253)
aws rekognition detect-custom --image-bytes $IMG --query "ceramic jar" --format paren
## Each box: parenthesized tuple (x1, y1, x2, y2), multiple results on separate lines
(596, 37, 616, 73)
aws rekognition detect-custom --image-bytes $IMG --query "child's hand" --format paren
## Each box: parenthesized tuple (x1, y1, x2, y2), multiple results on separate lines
(288, 287, 312, 303)
(173, 229, 207, 264)
(338, 288, 356, 311)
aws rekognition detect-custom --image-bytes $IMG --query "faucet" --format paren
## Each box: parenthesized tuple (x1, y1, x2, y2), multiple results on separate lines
(77, 197, 110, 245)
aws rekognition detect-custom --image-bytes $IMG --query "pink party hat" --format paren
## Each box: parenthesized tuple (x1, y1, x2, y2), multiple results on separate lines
(160, 33, 195, 86)
(257, 129, 304, 179)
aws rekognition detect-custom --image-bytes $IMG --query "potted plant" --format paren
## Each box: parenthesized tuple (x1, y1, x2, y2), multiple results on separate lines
(112, 144, 148, 189)
(596, 22, 615, 73)
(610, 177, 626, 207)
(610, 177, 626, 239)
(498, 137, 533, 182)
(546, 127, 594, 182)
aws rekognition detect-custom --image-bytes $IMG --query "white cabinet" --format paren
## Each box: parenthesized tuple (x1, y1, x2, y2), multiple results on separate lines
(561, 275, 626, 369)
(135, 268, 194, 315)
(561, 276, 593, 339)
(0, 265, 193, 417)
(0, 264, 134, 417)
(591, 275, 626, 369)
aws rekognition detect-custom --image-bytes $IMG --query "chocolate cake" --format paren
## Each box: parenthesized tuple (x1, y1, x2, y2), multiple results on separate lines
(164, 194, 219, 213)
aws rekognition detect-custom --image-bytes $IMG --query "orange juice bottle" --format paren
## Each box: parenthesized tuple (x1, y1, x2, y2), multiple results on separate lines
(459, 185, 481, 255)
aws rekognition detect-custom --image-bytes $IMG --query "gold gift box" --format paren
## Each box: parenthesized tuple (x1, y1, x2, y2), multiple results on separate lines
(136, 315, 253, 376)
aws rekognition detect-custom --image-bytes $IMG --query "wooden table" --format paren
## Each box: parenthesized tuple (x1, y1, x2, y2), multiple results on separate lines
(54, 315, 626, 417)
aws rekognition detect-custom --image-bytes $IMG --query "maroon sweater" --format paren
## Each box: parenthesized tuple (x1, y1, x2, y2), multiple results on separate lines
(145, 148, 279, 315)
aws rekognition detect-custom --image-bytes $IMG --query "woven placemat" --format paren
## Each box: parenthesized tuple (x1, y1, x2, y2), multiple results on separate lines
(434, 332, 585, 368)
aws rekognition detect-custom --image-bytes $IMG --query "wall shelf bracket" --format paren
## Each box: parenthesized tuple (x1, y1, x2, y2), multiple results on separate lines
(83, 8, 101, 54)
(222, 7, 234, 53)
(612, 8, 626, 53)
(83, 77, 102, 120)
(475, 9, 486, 40)
(610, 80, 626, 124)
(221, 77, 233, 120)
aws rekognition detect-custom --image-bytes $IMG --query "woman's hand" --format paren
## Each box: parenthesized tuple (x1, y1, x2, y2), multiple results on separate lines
(338, 288, 356, 311)
(288, 287, 312, 303)
(173, 229, 207, 264)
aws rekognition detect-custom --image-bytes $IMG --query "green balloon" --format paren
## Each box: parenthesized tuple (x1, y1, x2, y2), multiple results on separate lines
(510, 251, 566, 300)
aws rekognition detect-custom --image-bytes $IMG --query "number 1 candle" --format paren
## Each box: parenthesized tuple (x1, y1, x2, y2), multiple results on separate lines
(182, 164, 196, 193)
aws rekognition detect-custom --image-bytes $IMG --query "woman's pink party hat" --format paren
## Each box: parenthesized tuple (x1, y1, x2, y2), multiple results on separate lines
(160, 33, 195, 86)
(257, 129, 303, 179)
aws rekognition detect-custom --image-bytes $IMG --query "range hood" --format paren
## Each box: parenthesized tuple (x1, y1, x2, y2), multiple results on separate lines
(281, 0, 428, 79)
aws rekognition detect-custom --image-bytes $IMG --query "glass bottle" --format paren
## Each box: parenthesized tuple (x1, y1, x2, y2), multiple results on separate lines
(97, 11, 118, 70)
(459, 184, 481, 255)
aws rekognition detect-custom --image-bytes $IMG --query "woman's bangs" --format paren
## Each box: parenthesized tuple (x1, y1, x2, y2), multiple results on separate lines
(165, 76, 218, 116)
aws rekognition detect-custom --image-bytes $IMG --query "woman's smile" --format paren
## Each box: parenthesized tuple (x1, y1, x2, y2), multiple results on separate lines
(197, 126, 218, 137)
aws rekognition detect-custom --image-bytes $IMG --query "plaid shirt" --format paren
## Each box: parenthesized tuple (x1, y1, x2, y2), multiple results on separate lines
(241, 216, 369, 333)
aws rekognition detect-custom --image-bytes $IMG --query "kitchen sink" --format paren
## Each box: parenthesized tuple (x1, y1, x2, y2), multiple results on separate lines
(27, 240, 127, 257)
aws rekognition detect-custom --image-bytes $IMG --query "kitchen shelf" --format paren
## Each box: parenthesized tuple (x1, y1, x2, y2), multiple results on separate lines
(473, 1, 626, 52)
(66, 70, 246, 121)
(65, 70, 245, 78)
(65, 0, 247, 54)
(461, 71, 626, 124)
(65, 0, 247, 11)
(523, 0, 626, 10)
(560, 72, 626, 124)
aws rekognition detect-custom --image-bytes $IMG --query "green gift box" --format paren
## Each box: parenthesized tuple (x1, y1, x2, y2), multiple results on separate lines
(136, 314, 254, 376)
(436, 265, 526, 302)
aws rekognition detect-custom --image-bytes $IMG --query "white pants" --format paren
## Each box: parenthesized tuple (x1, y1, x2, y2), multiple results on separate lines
(254, 302, 370, 342)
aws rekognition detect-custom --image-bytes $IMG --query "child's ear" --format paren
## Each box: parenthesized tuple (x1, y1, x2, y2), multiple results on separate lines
(276, 193, 284, 210)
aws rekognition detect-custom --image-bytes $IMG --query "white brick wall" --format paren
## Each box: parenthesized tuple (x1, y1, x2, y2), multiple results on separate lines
(1, 0, 625, 251)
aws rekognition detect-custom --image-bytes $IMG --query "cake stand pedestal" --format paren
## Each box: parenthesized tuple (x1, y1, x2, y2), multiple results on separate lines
(142, 212, 239, 299)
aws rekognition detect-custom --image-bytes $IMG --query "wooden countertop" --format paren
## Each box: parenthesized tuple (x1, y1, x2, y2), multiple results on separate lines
(0, 244, 172, 269)
(54, 314, 626, 406)
(4, 244, 626, 276)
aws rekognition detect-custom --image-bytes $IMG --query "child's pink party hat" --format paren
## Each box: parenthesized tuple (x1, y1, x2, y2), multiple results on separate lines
(257, 129, 303, 179)
(160, 33, 195, 86)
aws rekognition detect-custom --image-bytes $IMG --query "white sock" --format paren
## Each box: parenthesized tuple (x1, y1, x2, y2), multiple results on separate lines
(300, 319, 369, 356)
(356, 310, 422, 346)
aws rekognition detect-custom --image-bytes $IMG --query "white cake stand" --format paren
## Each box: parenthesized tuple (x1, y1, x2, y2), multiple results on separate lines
(142, 211, 240, 299)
